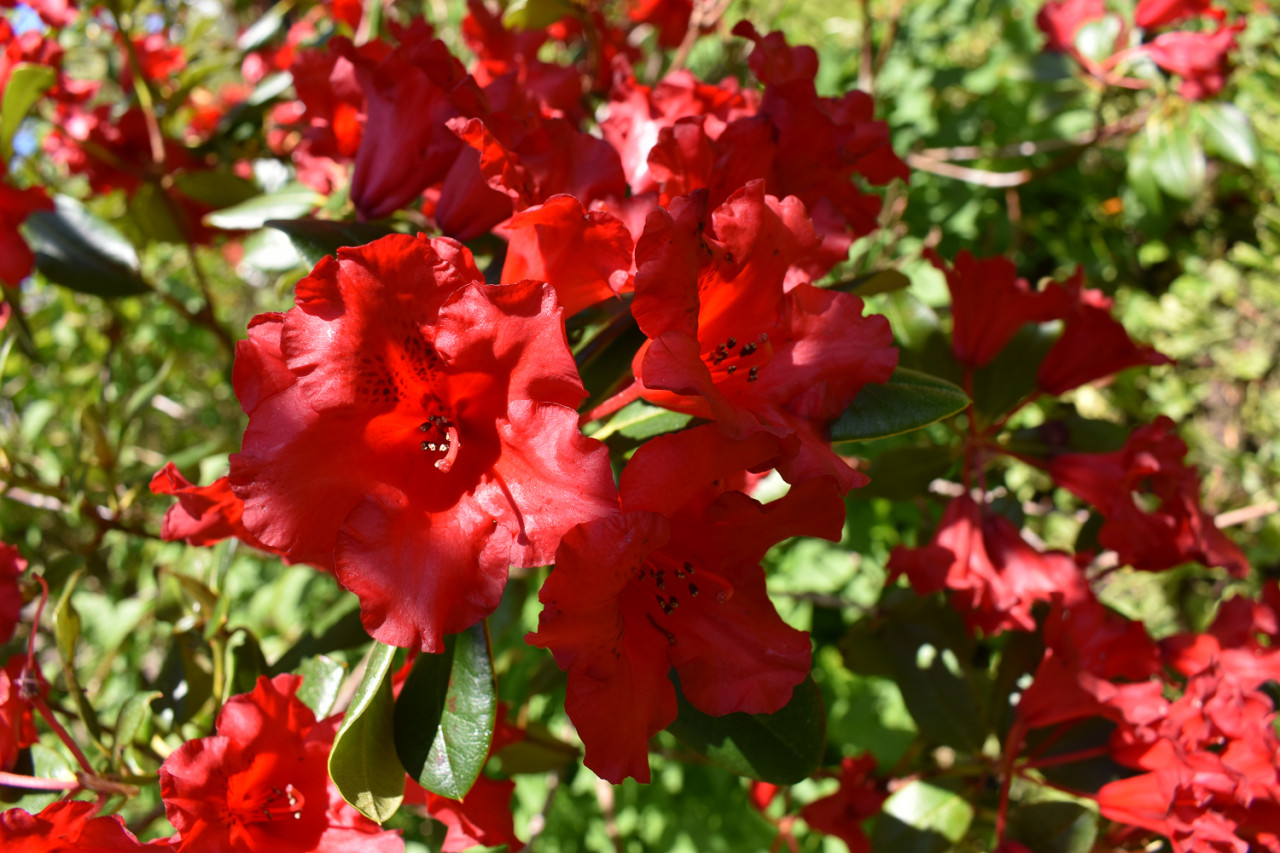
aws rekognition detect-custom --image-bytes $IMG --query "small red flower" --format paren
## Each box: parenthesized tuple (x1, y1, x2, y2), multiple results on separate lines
(1035, 268, 1171, 395)
(150, 464, 278, 553)
(529, 425, 843, 783)
(0, 180, 53, 287)
(926, 249, 1071, 370)
(1036, 0, 1107, 52)
(0, 801, 170, 851)
(1143, 20, 1244, 100)
(799, 754, 886, 853)
(229, 234, 617, 651)
(1049, 417, 1248, 576)
(0, 655, 40, 772)
(123, 33, 186, 85)
(0, 542, 26, 644)
(626, 0, 694, 47)
(1135, 0, 1216, 29)
(631, 183, 897, 494)
(159, 675, 402, 853)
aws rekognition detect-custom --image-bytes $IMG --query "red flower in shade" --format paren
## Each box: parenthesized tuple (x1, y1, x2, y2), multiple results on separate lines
(1036, 0, 1107, 52)
(1143, 20, 1244, 100)
(926, 249, 1071, 370)
(1049, 417, 1248, 576)
(888, 495, 1089, 636)
(626, 0, 694, 47)
(0, 180, 53, 287)
(340, 24, 487, 219)
(800, 754, 886, 853)
(150, 464, 281, 555)
(1135, 0, 1216, 29)
(159, 675, 402, 853)
(0, 655, 41, 772)
(1035, 268, 1171, 395)
(497, 194, 633, 318)
(630, 183, 897, 494)
(229, 234, 616, 651)
(1162, 591, 1280, 691)
(0, 801, 171, 851)
(0, 542, 26, 644)
(529, 425, 844, 783)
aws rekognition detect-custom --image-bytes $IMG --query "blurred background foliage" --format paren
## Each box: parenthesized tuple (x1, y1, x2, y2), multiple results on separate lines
(2, 0, 1276, 850)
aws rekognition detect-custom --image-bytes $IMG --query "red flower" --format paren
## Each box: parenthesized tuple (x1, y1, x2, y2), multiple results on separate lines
(626, 0, 693, 47)
(497, 194, 633, 318)
(888, 495, 1089, 635)
(0, 541, 26, 644)
(631, 183, 897, 494)
(1162, 593, 1280, 690)
(799, 754, 886, 853)
(529, 425, 844, 783)
(122, 33, 186, 86)
(1036, 269, 1171, 395)
(0, 801, 170, 851)
(1049, 417, 1248, 576)
(229, 234, 617, 651)
(461, 0, 583, 122)
(1036, 0, 1107, 52)
(0, 180, 53, 287)
(0, 655, 40, 772)
(926, 249, 1071, 370)
(150, 464, 281, 555)
(1135, 0, 1216, 29)
(159, 675, 402, 853)
(1143, 20, 1244, 100)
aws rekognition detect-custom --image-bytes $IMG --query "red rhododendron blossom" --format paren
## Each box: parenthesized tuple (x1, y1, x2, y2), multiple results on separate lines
(627, 0, 694, 46)
(229, 234, 617, 651)
(1036, 268, 1171, 395)
(159, 675, 402, 853)
(1036, 0, 1107, 52)
(530, 426, 843, 783)
(631, 183, 897, 494)
(150, 463, 279, 555)
(1143, 21, 1244, 100)
(926, 249, 1071, 370)
(888, 495, 1089, 635)
(1162, 593, 1280, 690)
(0, 180, 53, 287)
(122, 33, 186, 86)
(1135, 0, 1216, 29)
(0, 801, 171, 852)
(0, 541, 26, 644)
(340, 26, 487, 219)
(0, 655, 40, 772)
(461, 0, 583, 122)
(497, 194, 633, 317)
(1049, 417, 1248, 576)
(800, 754, 886, 853)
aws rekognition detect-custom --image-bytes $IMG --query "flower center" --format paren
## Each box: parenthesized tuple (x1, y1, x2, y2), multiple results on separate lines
(232, 783, 305, 826)
(704, 332, 771, 384)
(418, 414, 461, 473)
(639, 557, 733, 619)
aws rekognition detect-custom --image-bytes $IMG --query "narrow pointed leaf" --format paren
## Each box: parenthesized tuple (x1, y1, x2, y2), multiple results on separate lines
(329, 642, 405, 823)
(666, 675, 825, 784)
(394, 623, 496, 800)
(832, 368, 969, 442)
(1, 63, 55, 159)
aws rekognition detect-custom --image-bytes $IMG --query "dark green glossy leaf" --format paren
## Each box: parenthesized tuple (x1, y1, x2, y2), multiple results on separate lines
(666, 675, 825, 784)
(265, 218, 398, 267)
(872, 779, 974, 853)
(173, 171, 260, 208)
(1197, 102, 1258, 168)
(1008, 801, 1098, 853)
(394, 623, 496, 800)
(884, 601, 984, 750)
(329, 642, 405, 823)
(26, 197, 150, 298)
(296, 654, 347, 718)
(204, 184, 322, 230)
(832, 368, 969, 443)
(1, 63, 55, 159)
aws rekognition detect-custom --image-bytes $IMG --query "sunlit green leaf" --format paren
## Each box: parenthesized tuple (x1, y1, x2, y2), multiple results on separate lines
(832, 368, 969, 442)
(329, 642, 405, 823)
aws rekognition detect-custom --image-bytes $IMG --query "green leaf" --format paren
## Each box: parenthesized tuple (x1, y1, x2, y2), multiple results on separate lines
(830, 269, 911, 297)
(204, 183, 323, 230)
(238, 0, 293, 50)
(666, 675, 825, 785)
(113, 691, 161, 763)
(265, 218, 398, 267)
(883, 599, 984, 751)
(971, 322, 1058, 420)
(329, 642, 406, 823)
(121, 357, 174, 429)
(832, 368, 969, 443)
(590, 399, 694, 441)
(173, 171, 261, 208)
(296, 654, 347, 718)
(1008, 801, 1098, 853)
(1, 63, 55, 159)
(503, 0, 575, 30)
(872, 779, 974, 853)
(53, 570, 84, 665)
(1197, 102, 1258, 168)
(25, 197, 150, 298)
(1149, 122, 1206, 200)
(394, 623, 496, 801)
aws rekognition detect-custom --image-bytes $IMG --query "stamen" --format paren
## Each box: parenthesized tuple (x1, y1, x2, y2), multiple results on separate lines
(435, 424, 461, 473)
(739, 342, 757, 357)
(747, 366, 759, 383)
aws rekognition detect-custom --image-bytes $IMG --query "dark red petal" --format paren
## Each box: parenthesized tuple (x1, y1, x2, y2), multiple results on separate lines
(423, 776, 519, 852)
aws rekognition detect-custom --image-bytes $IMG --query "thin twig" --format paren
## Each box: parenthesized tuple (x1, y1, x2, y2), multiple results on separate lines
(1215, 501, 1279, 529)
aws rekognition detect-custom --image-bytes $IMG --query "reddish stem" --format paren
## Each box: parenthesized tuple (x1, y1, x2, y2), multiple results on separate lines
(995, 719, 1027, 845)
(580, 380, 643, 426)
(1021, 744, 1110, 771)
(32, 696, 95, 776)
(0, 770, 79, 791)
